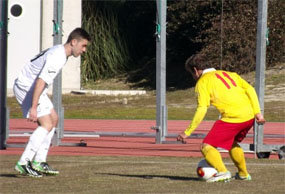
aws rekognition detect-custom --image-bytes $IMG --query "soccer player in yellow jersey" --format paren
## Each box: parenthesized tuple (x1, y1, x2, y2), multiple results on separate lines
(177, 54, 266, 182)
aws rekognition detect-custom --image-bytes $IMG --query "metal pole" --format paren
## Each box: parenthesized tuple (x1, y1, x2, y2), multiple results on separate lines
(52, 0, 64, 146)
(155, 0, 167, 144)
(0, 0, 8, 150)
(254, 0, 267, 155)
(51, 0, 86, 147)
(220, 0, 224, 69)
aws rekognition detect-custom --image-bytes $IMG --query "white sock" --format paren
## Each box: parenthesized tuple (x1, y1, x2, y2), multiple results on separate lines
(34, 128, 55, 162)
(19, 126, 48, 165)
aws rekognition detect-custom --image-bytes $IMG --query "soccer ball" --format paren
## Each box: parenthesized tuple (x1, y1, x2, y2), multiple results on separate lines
(196, 159, 218, 181)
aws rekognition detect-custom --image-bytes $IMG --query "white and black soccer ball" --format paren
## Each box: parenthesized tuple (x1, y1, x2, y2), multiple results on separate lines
(196, 159, 218, 181)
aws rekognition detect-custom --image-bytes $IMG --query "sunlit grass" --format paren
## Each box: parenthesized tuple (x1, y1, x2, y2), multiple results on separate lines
(7, 91, 284, 121)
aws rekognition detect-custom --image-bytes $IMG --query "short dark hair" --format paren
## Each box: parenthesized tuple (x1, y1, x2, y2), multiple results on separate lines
(66, 28, 91, 43)
(185, 53, 210, 72)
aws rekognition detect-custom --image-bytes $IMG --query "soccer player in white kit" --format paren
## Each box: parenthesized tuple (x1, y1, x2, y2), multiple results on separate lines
(13, 28, 90, 177)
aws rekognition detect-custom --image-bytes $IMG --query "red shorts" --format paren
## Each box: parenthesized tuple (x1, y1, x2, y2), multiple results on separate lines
(203, 119, 254, 151)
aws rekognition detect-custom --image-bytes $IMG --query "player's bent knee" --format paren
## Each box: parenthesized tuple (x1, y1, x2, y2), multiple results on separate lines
(40, 123, 53, 131)
(38, 115, 54, 131)
(200, 143, 210, 153)
(50, 109, 59, 127)
(232, 141, 240, 148)
(52, 116, 58, 128)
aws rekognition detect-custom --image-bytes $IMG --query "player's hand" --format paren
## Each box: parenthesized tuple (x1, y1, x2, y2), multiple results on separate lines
(255, 113, 266, 125)
(177, 132, 188, 144)
(28, 108, 38, 123)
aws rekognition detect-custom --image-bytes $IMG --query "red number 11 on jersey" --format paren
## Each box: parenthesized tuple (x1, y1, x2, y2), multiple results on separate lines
(215, 72, 237, 89)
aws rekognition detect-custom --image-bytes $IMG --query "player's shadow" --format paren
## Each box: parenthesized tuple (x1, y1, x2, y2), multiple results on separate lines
(98, 172, 200, 181)
(0, 174, 20, 178)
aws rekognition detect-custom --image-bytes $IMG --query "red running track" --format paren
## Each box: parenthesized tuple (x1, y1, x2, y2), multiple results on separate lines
(1, 119, 284, 159)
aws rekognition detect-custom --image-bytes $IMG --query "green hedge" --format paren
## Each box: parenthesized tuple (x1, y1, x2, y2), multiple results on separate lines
(82, 0, 284, 89)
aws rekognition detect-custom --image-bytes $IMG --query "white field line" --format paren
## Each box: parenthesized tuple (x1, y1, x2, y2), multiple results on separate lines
(55, 160, 285, 166)
(9, 133, 100, 138)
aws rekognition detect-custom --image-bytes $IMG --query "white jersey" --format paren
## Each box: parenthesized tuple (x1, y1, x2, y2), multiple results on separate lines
(15, 44, 67, 92)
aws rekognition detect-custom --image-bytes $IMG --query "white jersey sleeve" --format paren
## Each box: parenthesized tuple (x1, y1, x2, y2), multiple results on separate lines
(15, 45, 67, 91)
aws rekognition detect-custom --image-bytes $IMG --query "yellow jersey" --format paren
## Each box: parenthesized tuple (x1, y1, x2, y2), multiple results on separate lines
(184, 69, 261, 136)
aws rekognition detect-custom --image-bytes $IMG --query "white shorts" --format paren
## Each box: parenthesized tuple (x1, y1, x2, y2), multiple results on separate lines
(13, 84, 54, 118)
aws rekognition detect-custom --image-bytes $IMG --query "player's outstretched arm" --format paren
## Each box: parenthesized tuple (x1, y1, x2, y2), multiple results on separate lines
(255, 113, 266, 125)
(177, 132, 188, 144)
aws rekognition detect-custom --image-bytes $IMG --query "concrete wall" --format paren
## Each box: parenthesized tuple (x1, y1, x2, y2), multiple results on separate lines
(7, 0, 82, 95)
(7, 0, 41, 95)
(42, 0, 82, 94)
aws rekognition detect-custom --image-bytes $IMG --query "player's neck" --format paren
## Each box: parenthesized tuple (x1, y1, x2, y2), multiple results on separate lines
(64, 43, 72, 58)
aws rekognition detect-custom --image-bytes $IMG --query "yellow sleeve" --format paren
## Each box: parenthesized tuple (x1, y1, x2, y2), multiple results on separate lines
(184, 106, 207, 136)
(237, 75, 261, 115)
(184, 80, 210, 136)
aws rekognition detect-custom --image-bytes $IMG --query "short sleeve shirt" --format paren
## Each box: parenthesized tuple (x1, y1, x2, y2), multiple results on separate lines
(15, 45, 67, 91)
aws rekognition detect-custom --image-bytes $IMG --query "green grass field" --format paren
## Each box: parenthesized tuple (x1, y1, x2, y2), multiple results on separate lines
(0, 155, 284, 194)
(7, 89, 284, 121)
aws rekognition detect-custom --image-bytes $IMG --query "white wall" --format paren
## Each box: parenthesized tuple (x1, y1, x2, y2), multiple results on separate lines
(62, 0, 82, 93)
(7, 0, 41, 95)
(42, 0, 82, 94)
(7, 0, 82, 95)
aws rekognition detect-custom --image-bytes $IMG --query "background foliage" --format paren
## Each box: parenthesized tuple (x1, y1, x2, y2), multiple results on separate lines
(82, 0, 284, 89)
(81, 1, 129, 83)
